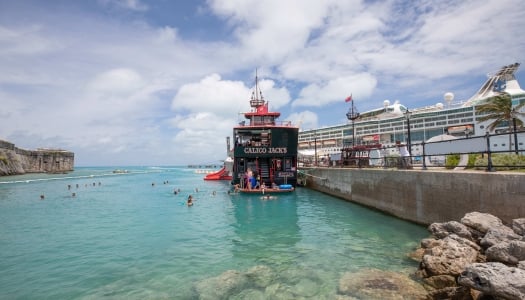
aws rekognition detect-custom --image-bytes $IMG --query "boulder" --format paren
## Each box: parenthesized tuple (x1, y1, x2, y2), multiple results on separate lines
(480, 225, 521, 249)
(458, 262, 525, 300)
(512, 218, 525, 236)
(485, 240, 525, 265)
(461, 212, 503, 234)
(422, 274, 456, 289)
(245, 265, 276, 288)
(338, 269, 427, 299)
(415, 213, 525, 299)
(429, 221, 473, 240)
(421, 235, 479, 277)
(194, 270, 249, 300)
(420, 238, 443, 249)
(427, 286, 474, 300)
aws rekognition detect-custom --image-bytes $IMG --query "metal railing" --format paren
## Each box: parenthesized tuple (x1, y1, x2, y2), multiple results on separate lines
(298, 131, 525, 171)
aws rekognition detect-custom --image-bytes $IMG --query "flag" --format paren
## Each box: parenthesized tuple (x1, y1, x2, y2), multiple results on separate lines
(345, 94, 352, 102)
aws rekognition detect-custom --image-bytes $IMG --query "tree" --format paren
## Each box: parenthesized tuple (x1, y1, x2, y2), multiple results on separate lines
(476, 93, 525, 151)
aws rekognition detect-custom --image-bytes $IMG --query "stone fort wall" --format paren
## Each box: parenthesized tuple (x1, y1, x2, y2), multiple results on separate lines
(0, 140, 74, 176)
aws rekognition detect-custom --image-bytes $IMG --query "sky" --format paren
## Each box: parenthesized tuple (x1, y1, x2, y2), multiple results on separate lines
(1, 0, 525, 166)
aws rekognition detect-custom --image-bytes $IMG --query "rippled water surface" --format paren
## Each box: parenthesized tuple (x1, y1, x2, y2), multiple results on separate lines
(0, 167, 428, 299)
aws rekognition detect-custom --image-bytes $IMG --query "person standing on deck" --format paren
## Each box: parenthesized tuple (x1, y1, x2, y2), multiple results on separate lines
(245, 168, 253, 190)
(396, 141, 411, 169)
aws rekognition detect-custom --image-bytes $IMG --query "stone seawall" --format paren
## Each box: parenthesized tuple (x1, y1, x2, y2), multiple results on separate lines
(300, 167, 525, 225)
(0, 140, 74, 176)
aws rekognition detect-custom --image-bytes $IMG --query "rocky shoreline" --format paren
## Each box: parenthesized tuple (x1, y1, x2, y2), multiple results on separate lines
(188, 211, 525, 299)
(413, 212, 525, 299)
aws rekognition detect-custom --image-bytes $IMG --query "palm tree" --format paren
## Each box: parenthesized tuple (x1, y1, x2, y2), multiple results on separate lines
(476, 92, 525, 151)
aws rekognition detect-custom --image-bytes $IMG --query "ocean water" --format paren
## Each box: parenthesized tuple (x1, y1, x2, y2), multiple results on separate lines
(0, 167, 428, 299)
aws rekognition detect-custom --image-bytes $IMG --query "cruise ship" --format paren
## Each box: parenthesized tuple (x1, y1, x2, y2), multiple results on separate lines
(298, 63, 525, 161)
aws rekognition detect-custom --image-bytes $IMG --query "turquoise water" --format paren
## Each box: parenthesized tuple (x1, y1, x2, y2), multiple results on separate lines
(0, 167, 428, 299)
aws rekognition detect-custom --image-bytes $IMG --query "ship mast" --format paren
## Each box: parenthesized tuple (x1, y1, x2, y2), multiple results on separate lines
(250, 69, 265, 110)
(346, 97, 360, 147)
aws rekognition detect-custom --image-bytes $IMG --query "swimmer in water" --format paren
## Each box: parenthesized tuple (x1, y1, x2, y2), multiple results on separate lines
(187, 195, 194, 206)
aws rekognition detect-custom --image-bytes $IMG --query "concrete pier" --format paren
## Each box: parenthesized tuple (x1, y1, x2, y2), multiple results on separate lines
(300, 167, 525, 225)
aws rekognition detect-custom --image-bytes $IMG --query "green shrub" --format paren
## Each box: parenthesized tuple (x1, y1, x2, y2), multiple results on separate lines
(0, 156, 7, 165)
(467, 154, 478, 167)
(473, 153, 525, 171)
(445, 154, 483, 169)
(445, 154, 460, 169)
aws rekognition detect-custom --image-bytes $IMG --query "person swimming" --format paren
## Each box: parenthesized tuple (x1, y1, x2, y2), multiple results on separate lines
(187, 195, 194, 206)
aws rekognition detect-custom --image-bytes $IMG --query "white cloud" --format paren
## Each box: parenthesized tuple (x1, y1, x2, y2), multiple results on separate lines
(171, 74, 249, 116)
(0, 0, 524, 166)
(100, 0, 149, 11)
(171, 73, 292, 116)
(88, 68, 145, 96)
(209, 0, 333, 62)
(292, 74, 377, 107)
(287, 111, 319, 131)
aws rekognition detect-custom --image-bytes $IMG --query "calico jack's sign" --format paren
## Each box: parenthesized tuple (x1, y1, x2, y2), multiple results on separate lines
(244, 147, 287, 154)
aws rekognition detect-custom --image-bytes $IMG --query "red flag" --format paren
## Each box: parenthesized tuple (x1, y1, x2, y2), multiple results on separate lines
(345, 94, 352, 102)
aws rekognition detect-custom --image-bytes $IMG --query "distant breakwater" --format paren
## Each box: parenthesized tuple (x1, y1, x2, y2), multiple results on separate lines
(299, 167, 525, 225)
(0, 140, 74, 176)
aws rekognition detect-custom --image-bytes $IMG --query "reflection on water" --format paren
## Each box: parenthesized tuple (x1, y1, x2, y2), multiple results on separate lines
(231, 194, 301, 265)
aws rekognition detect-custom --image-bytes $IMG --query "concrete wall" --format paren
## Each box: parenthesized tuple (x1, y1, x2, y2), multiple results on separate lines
(301, 168, 525, 225)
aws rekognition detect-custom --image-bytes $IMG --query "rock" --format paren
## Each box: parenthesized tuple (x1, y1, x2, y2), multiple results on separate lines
(512, 218, 525, 236)
(194, 270, 249, 300)
(480, 225, 521, 249)
(421, 238, 442, 249)
(415, 213, 525, 300)
(485, 240, 525, 265)
(423, 274, 457, 289)
(461, 212, 503, 234)
(289, 278, 320, 297)
(245, 265, 276, 288)
(229, 288, 266, 300)
(458, 262, 525, 300)
(429, 221, 473, 240)
(408, 247, 426, 262)
(427, 286, 473, 300)
(264, 283, 296, 300)
(421, 235, 479, 276)
(338, 269, 427, 299)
